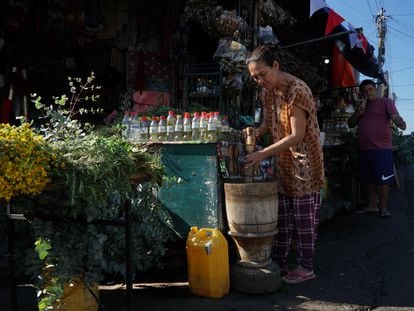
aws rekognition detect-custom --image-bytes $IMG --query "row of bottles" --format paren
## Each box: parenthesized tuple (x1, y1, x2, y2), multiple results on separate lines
(122, 111, 231, 143)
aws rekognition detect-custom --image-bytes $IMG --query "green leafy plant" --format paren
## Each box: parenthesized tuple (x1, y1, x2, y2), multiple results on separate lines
(14, 72, 174, 310)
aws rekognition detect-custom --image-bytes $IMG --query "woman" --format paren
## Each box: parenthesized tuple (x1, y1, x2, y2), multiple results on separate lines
(244, 45, 324, 284)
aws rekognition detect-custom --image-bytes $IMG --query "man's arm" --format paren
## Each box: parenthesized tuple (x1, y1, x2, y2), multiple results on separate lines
(347, 99, 367, 128)
(390, 113, 406, 130)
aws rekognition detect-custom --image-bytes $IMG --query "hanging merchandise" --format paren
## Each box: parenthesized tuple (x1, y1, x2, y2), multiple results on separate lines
(258, 26, 279, 45)
(213, 38, 247, 75)
(215, 10, 248, 38)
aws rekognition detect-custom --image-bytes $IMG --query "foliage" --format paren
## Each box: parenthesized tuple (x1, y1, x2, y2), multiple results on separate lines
(10, 72, 174, 310)
(393, 133, 414, 166)
(0, 123, 56, 201)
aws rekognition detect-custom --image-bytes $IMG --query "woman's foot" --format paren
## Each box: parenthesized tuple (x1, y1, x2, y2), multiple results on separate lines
(282, 266, 316, 284)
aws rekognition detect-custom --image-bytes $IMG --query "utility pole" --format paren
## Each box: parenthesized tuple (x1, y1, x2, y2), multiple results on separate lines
(376, 7, 389, 96)
(375, 8, 388, 70)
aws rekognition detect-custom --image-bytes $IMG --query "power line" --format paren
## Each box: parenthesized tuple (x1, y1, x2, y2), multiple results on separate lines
(390, 64, 414, 73)
(393, 83, 414, 87)
(391, 13, 414, 16)
(340, 1, 372, 20)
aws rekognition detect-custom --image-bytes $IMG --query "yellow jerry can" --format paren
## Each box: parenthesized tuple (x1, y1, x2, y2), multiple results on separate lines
(186, 226, 230, 298)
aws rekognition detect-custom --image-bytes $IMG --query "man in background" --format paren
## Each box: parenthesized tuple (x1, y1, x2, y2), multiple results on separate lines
(348, 79, 406, 218)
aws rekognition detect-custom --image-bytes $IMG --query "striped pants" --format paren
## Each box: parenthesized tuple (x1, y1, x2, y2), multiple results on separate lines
(272, 192, 321, 272)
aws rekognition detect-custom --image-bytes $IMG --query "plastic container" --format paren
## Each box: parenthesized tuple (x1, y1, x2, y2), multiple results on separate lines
(186, 226, 229, 298)
(59, 278, 99, 311)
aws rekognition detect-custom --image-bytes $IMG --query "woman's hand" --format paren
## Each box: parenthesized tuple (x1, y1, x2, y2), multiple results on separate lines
(244, 149, 267, 166)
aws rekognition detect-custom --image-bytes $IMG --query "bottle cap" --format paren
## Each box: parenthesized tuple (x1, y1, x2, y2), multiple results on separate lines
(184, 112, 190, 118)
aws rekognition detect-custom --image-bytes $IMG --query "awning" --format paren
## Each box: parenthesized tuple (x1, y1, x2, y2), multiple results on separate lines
(276, 0, 385, 83)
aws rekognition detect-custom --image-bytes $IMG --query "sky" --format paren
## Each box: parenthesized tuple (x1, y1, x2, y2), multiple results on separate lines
(327, 0, 414, 134)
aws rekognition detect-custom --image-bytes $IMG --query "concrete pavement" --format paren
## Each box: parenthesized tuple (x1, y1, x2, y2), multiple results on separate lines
(98, 166, 414, 310)
(2, 166, 414, 310)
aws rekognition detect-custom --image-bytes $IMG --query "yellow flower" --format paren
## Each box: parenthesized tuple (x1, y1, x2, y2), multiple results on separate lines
(0, 123, 55, 201)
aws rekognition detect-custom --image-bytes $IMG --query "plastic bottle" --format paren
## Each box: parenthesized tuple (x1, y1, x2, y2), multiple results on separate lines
(186, 226, 229, 298)
(129, 111, 141, 142)
(121, 111, 131, 140)
(158, 115, 167, 141)
(191, 112, 200, 141)
(207, 113, 217, 142)
(149, 116, 159, 142)
(199, 111, 209, 142)
(166, 110, 176, 141)
(174, 114, 184, 141)
(183, 112, 192, 141)
(214, 111, 222, 140)
(140, 115, 150, 141)
(221, 115, 230, 141)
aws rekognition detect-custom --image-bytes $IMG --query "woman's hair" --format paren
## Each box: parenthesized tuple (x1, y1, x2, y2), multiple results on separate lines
(246, 45, 281, 67)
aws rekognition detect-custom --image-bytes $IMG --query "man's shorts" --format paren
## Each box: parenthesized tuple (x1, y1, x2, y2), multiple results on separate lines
(358, 149, 395, 185)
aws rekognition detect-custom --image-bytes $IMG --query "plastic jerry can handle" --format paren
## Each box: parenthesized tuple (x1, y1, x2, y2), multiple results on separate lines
(204, 242, 212, 255)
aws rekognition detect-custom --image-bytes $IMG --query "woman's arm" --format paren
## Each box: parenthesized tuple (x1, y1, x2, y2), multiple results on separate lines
(244, 106, 307, 165)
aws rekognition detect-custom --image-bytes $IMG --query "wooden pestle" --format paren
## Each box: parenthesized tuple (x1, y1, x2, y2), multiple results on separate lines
(243, 132, 256, 183)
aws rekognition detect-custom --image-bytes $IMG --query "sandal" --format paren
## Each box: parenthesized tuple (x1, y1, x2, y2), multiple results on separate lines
(380, 210, 392, 218)
(282, 266, 316, 284)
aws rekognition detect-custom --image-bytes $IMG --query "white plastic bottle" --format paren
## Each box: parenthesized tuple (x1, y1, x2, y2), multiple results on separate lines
(158, 115, 167, 141)
(191, 112, 200, 141)
(140, 115, 150, 141)
(199, 111, 208, 142)
(183, 112, 192, 141)
(149, 116, 159, 142)
(174, 115, 184, 141)
(207, 113, 217, 142)
(129, 112, 141, 142)
(166, 110, 176, 141)
(121, 111, 131, 140)
(214, 111, 222, 140)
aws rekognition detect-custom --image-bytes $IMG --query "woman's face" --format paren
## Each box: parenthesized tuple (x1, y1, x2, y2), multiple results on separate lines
(248, 61, 279, 89)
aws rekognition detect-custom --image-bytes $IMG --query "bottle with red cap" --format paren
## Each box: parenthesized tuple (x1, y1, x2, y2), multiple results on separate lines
(174, 114, 184, 141)
(183, 112, 192, 141)
(166, 110, 176, 141)
(129, 111, 141, 142)
(140, 115, 150, 141)
(207, 113, 217, 142)
(149, 116, 159, 142)
(158, 115, 167, 141)
(199, 111, 209, 142)
(191, 112, 200, 141)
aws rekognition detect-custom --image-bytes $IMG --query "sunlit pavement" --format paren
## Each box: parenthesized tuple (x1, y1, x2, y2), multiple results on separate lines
(2, 167, 414, 310)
